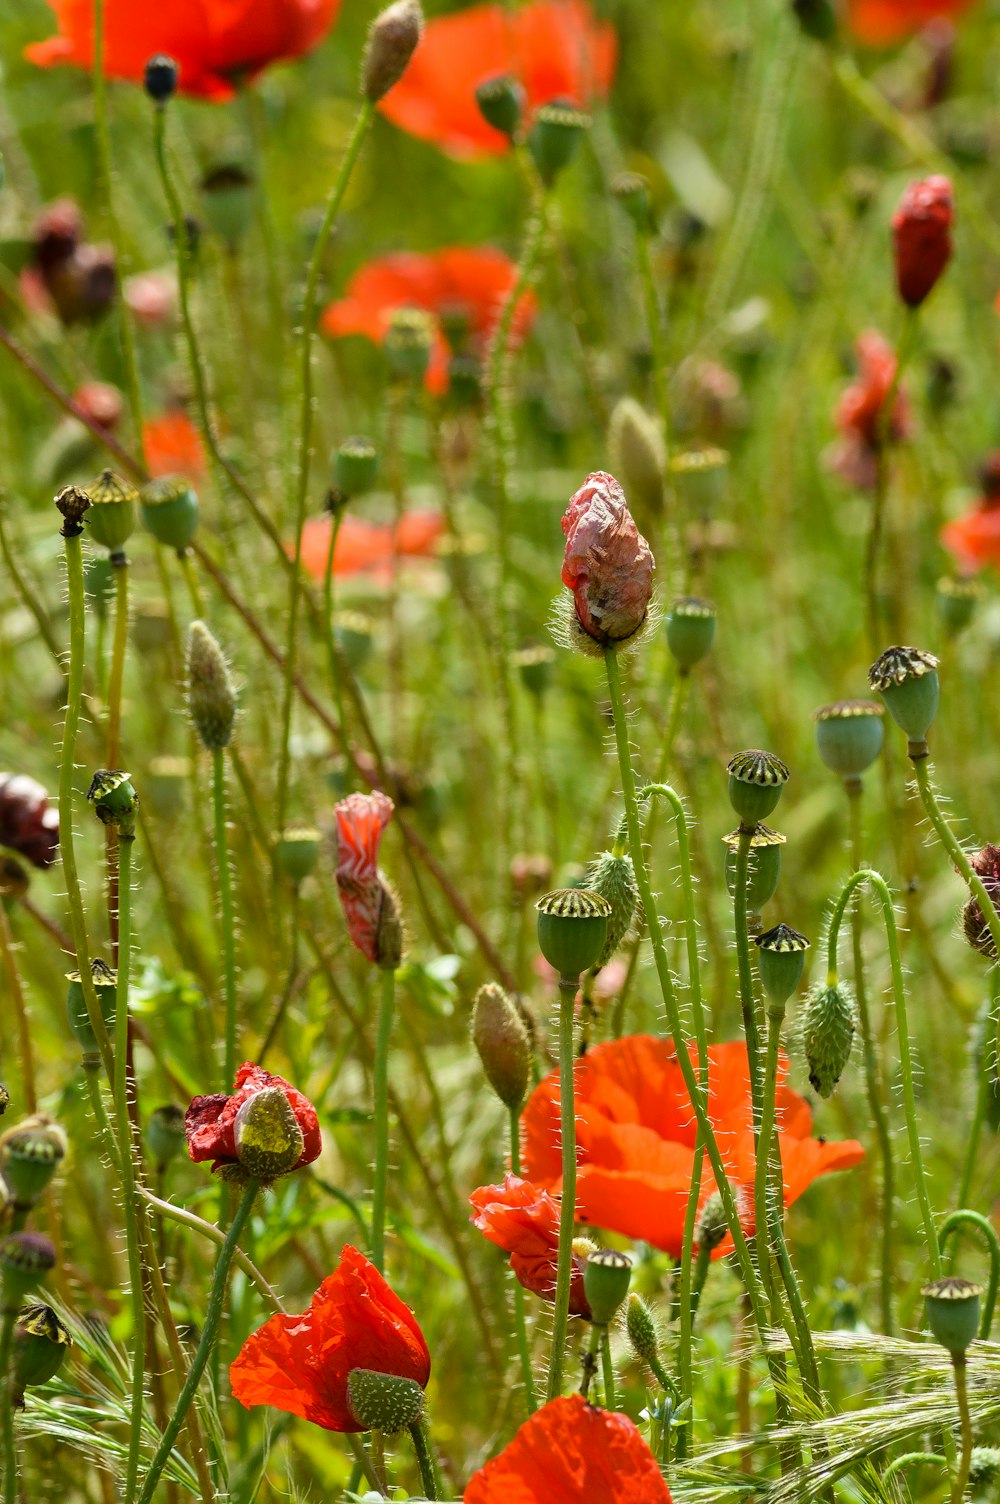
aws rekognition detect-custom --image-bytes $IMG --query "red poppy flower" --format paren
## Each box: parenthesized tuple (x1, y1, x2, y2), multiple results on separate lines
(299, 511, 445, 581)
(464, 1393, 671, 1503)
(847, 0, 976, 46)
(470, 1174, 591, 1316)
(379, 0, 616, 158)
(231, 1244, 430, 1432)
(0, 775, 59, 870)
(892, 176, 953, 308)
(520, 1036, 864, 1258)
(941, 464, 1000, 573)
(26, 0, 340, 102)
(829, 329, 912, 489)
(334, 791, 396, 964)
(143, 411, 206, 482)
(185, 1062, 321, 1174)
(321, 246, 536, 395)
(561, 471, 655, 646)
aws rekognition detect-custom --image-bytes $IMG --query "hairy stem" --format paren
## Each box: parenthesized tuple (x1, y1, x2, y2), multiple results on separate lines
(371, 966, 396, 1274)
(547, 977, 580, 1400)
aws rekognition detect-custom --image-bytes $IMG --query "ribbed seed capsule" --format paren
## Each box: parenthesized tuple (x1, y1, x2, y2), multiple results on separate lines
(186, 621, 237, 750)
(84, 469, 137, 555)
(585, 850, 640, 968)
(536, 889, 611, 979)
(868, 645, 940, 744)
(922, 1277, 982, 1354)
(801, 982, 856, 1097)
(754, 924, 809, 1007)
(813, 701, 884, 781)
(723, 824, 785, 911)
(726, 749, 789, 827)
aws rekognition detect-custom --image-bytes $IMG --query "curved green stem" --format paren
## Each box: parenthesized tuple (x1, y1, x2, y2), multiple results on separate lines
(139, 1186, 284, 1315)
(547, 977, 580, 1399)
(509, 1105, 538, 1414)
(949, 1355, 974, 1504)
(939, 1210, 1000, 1338)
(115, 835, 146, 1499)
(958, 974, 1000, 1215)
(408, 1419, 440, 1501)
(212, 746, 238, 1091)
(912, 756, 1000, 965)
(883, 1451, 946, 1484)
(371, 966, 396, 1274)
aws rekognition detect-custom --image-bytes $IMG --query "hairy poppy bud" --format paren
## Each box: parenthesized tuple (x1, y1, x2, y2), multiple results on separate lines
(726, 750, 789, 828)
(892, 176, 954, 309)
(145, 1104, 186, 1171)
(84, 469, 137, 556)
(666, 597, 716, 673)
(54, 484, 91, 538)
(144, 53, 178, 105)
(333, 437, 378, 498)
(528, 99, 590, 185)
(868, 645, 939, 748)
(611, 172, 652, 233)
(362, 0, 424, 102)
(186, 621, 238, 750)
(607, 397, 665, 528)
(66, 959, 117, 1068)
(802, 982, 856, 1097)
(814, 701, 884, 785)
(922, 1277, 981, 1355)
(585, 849, 640, 968)
(962, 845, 1000, 959)
(755, 925, 809, 1008)
(0, 1119, 67, 1212)
(140, 476, 199, 553)
(475, 74, 524, 139)
(970, 1449, 1000, 1485)
(472, 983, 532, 1109)
(626, 1292, 660, 1364)
(560, 471, 655, 653)
(347, 1367, 425, 1432)
(695, 1191, 729, 1254)
(0, 774, 59, 870)
(723, 825, 784, 912)
(87, 770, 138, 840)
(584, 1249, 632, 1325)
(536, 889, 611, 981)
(12, 1304, 71, 1406)
(200, 163, 255, 249)
(384, 307, 434, 383)
(0, 1233, 56, 1306)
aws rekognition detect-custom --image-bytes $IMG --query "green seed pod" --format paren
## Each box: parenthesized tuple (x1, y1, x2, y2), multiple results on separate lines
(695, 1191, 729, 1253)
(801, 982, 856, 1097)
(536, 889, 611, 980)
(754, 925, 809, 1007)
(512, 644, 555, 699)
(868, 646, 940, 744)
(273, 827, 322, 885)
(0, 1119, 67, 1211)
(0, 1232, 56, 1305)
(585, 849, 639, 968)
(333, 436, 379, 498)
(347, 1367, 425, 1432)
(813, 701, 884, 781)
(607, 397, 665, 529)
(792, 0, 838, 41)
(384, 307, 434, 384)
(922, 1277, 983, 1355)
(12, 1303, 71, 1406)
(472, 983, 532, 1110)
(723, 825, 785, 911)
(626, 1292, 660, 1364)
(584, 1248, 632, 1325)
(361, 0, 424, 103)
(66, 959, 117, 1067)
(670, 447, 728, 518)
(611, 171, 652, 233)
(83, 470, 137, 555)
(726, 750, 790, 827)
(146, 755, 190, 819)
(87, 770, 139, 838)
(527, 99, 590, 185)
(140, 476, 200, 552)
(233, 1088, 304, 1182)
(475, 73, 525, 138)
(186, 621, 238, 750)
(84, 555, 115, 618)
(334, 611, 375, 674)
(666, 597, 717, 673)
(200, 163, 255, 250)
(144, 1104, 187, 1171)
(937, 576, 982, 638)
(54, 484, 91, 539)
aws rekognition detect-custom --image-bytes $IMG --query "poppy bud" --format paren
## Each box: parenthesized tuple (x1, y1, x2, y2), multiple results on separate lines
(0, 1119, 67, 1212)
(754, 925, 809, 1008)
(144, 1104, 186, 1171)
(625, 1292, 660, 1364)
(273, 827, 321, 885)
(801, 982, 856, 1097)
(362, 0, 424, 102)
(528, 99, 590, 185)
(792, 0, 838, 41)
(937, 576, 981, 637)
(723, 825, 784, 912)
(475, 74, 524, 139)
(666, 597, 717, 674)
(961, 845, 1000, 960)
(83, 470, 137, 556)
(868, 645, 939, 747)
(333, 437, 378, 498)
(66, 959, 117, 1068)
(583, 1248, 632, 1325)
(472, 983, 532, 1110)
(512, 644, 555, 699)
(607, 397, 665, 529)
(726, 750, 789, 828)
(611, 172, 652, 233)
(87, 770, 139, 840)
(560, 471, 655, 653)
(200, 163, 255, 250)
(233, 1087, 305, 1183)
(140, 476, 199, 553)
(186, 621, 238, 750)
(12, 1304, 70, 1407)
(922, 1277, 982, 1355)
(813, 701, 884, 784)
(892, 176, 954, 309)
(375, 881, 404, 970)
(347, 1367, 425, 1432)
(54, 484, 91, 539)
(143, 53, 178, 105)
(0, 774, 59, 870)
(0, 1233, 56, 1306)
(695, 1192, 729, 1254)
(536, 889, 611, 981)
(384, 307, 434, 383)
(585, 850, 639, 968)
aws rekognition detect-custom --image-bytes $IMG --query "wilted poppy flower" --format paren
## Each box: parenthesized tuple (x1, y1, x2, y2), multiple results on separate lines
(470, 1174, 591, 1316)
(961, 844, 1000, 958)
(334, 791, 401, 967)
(321, 246, 536, 395)
(847, 0, 976, 46)
(299, 511, 444, 581)
(892, 176, 954, 308)
(0, 775, 59, 870)
(560, 471, 655, 648)
(26, 0, 340, 102)
(379, 0, 616, 158)
(185, 1062, 321, 1175)
(521, 1036, 864, 1257)
(143, 411, 206, 482)
(464, 1393, 672, 1503)
(829, 329, 912, 490)
(231, 1244, 430, 1431)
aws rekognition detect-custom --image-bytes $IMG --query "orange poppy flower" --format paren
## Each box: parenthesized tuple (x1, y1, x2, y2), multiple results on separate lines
(847, 0, 976, 46)
(299, 511, 445, 581)
(469, 1174, 591, 1316)
(464, 1394, 672, 1503)
(521, 1036, 864, 1258)
(231, 1245, 430, 1432)
(26, 0, 339, 102)
(143, 411, 206, 482)
(321, 246, 536, 394)
(941, 500, 1000, 572)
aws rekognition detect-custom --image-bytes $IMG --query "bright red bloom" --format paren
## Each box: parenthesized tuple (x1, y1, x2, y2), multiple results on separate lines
(321, 246, 536, 395)
(299, 511, 445, 581)
(561, 471, 655, 646)
(26, 0, 340, 102)
(892, 176, 954, 308)
(829, 329, 912, 489)
(185, 1062, 321, 1174)
(0, 775, 59, 870)
(521, 1036, 864, 1258)
(231, 1245, 430, 1432)
(847, 0, 976, 46)
(379, 0, 616, 158)
(334, 791, 396, 964)
(143, 411, 206, 482)
(464, 1393, 671, 1503)
(470, 1174, 590, 1317)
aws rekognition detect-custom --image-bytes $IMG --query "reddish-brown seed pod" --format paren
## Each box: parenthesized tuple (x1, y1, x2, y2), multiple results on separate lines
(891, 175, 954, 308)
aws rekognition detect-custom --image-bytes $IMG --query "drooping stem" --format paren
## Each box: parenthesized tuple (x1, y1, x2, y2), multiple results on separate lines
(949, 1355, 974, 1504)
(139, 1186, 283, 1314)
(212, 746, 238, 1091)
(912, 756, 1000, 965)
(547, 976, 580, 1400)
(509, 1105, 538, 1414)
(938, 1210, 1000, 1338)
(408, 1419, 440, 1501)
(115, 834, 146, 1500)
(371, 965, 396, 1275)
(0, 899, 37, 1114)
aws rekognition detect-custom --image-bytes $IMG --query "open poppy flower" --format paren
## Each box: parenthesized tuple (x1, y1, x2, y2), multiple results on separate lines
(520, 1036, 864, 1258)
(847, 0, 976, 46)
(470, 1174, 591, 1316)
(26, 0, 340, 102)
(464, 1393, 671, 1503)
(185, 1062, 321, 1175)
(299, 511, 445, 581)
(321, 246, 536, 394)
(379, 0, 616, 158)
(143, 411, 206, 482)
(231, 1245, 430, 1432)
(334, 791, 399, 965)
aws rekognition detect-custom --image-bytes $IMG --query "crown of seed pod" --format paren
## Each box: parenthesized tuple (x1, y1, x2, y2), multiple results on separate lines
(140, 475, 199, 552)
(536, 889, 611, 980)
(347, 1367, 426, 1432)
(922, 1277, 982, 1355)
(723, 824, 785, 911)
(607, 396, 665, 529)
(666, 597, 717, 674)
(611, 171, 652, 232)
(585, 847, 640, 969)
(937, 576, 982, 637)
(727, 750, 790, 827)
(145, 1104, 187, 1171)
(528, 98, 590, 184)
(814, 701, 884, 783)
(754, 925, 809, 1007)
(962, 844, 1000, 960)
(0, 1232, 57, 1303)
(12, 1303, 71, 1407)
(273, 827, 322, 885)
(384, 307, 434, 383)
(584, 1249, 633, 1326)
(626, 1292, 661, 1364)
(332, 437, 378, 498)
(186, 621, 238, 750)
(801, 982, 856, 1097)
(695, 1191, 729, 1253)
(868, 646, 940, 744)
(84, 469, 138, 555)
(475, 74, 525, 138)
(472, 983, 532, 1110)
(362, 0, 424, 102)
(54, 484, 91, 538)
(66, 958, 117, 1067)
(87, 770, 139, 839)
(0, 1118, 67, 1211)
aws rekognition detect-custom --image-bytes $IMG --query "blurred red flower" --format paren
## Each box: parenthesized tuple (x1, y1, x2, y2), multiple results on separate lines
(847, 0, 976, 46)
(26, 0, 340, 102)
(321, 246, 536, 394)
(72, 382, 123, 433)
(334, 791, 395, 964)
(892, 175, 953, 308)
(464, 1393, 672, 1503)
(561, 471, 654, 646)
(0, 774, 59, 870)
(143, 411, 206, 482)
(521, 1036, 864, 1258)
(231, 1245, 430, 1431)
(299, 511, 444, 580)
(185, 1062, 322, 1174)
(378, 0, 615, 158)
(469, 1173, 591, 1316)
(941, 454, 1000, 571)
(829, 329, 912, 490)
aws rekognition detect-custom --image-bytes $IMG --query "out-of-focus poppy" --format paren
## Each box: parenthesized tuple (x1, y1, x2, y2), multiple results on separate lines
(0, 775, 59, 870)
(941, 454, 1000, 572)
(464, 1393, 672, 1503)
(892, 176, 954, 308)
(828, 329, 912, 490)
(26, 0, 340, 102)
(521, 1036, 864, 1258)
(299, 511, 444, 582)
(143, 411, 206, 482)
(847, 0, 977, 46)
(469, 1173, 591, 1316)
(321, 246, 536, 395)
(379, 0, 616, 158)
(185, 1062, 322, 1175)
(231, 1245, 430, 1432)
(333, 791, 398, 966)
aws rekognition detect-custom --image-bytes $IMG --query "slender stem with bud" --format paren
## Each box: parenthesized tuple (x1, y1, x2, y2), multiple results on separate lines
(0, 900, 36, 1114)
(509, 1105, 538, 1415)
(371, 965, 396, 1275)
(323, 510, 349, 760)
(911, 756, 1000, 963)
(212, 746, 238, 1091)
(547, 976, 579, 1400)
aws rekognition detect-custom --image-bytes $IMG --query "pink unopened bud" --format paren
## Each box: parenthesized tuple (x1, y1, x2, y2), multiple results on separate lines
(891, 175, 954, 308)
(560, 471, 654, 649)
